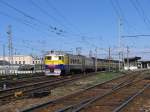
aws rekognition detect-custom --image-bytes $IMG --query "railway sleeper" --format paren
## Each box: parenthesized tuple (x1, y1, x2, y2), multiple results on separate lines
(29, 91, 51, 98)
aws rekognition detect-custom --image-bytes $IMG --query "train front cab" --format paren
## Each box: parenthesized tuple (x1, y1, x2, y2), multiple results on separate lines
(45, 55, 67, 76)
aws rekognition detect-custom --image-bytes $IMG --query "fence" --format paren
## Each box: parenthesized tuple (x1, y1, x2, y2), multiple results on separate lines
(0, 64, 44, 76)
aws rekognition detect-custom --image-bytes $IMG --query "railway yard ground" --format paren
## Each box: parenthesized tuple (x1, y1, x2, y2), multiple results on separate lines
(0, 72, 123, 112)
(0, 70, 149, 112)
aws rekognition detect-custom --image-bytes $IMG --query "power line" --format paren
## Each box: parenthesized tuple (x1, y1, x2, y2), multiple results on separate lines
(29, 0, 69, 31)
(136, 0, 150, 29)
(0, 0, 46, 26)
(115, 0, 138, 33)
(0, 11, 42, 31)
(122, 34, 150, 38)
(0, 0, 104, 52)
(0, 0, 65, 36)
(44, 0, 82, 34)
(129, 0, 150, 30)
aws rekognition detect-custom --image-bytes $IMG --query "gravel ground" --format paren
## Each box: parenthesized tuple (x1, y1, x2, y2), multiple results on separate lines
(0, 72, 122, 112)
(123, 85, 150, 112)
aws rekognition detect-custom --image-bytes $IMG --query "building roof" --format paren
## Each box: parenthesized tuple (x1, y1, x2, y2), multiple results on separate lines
(124, 56, 141, 62)
(139, 60, 150, 63)
(0, 60, 10, 65)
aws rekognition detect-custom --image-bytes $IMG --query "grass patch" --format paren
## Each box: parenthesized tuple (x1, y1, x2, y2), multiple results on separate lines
(51, 71, 124, 96)
(87, 72, 123, 85)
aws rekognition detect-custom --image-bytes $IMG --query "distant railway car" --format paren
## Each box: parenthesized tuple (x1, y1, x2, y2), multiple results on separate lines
(68, 54, 83, 74)
(83, 57, 95, 72)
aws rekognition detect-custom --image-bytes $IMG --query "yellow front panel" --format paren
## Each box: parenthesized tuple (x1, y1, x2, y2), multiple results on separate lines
(45, 60, 64, 65)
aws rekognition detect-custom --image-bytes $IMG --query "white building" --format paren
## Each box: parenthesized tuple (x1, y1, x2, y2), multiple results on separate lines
(0, 55, 43, 65)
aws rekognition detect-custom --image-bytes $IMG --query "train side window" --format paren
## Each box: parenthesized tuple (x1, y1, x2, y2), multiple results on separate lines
(70, 59, 72, 63)
(77, 59, 79, 64)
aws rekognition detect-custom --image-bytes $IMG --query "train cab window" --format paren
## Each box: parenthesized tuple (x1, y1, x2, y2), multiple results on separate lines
(58, 56, 64, 61)
(46, 56, 52, 60)
(59, 56, 62, 60)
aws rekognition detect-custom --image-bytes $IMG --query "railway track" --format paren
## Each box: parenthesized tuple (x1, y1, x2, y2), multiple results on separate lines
(0, 72, 44, 81)
(0, 73, 46, 89)
(116, 77, 150, 112)
(0, 75, 57, 89)
(20, 70, 149, 112)
(0, 72, 97, 105)
(75, 78, 149, 112)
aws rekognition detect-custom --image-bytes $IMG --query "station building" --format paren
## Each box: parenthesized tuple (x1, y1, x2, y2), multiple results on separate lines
(124, 57, 141, 70)
(138, 60, 150, 69)
(124, 56, 150, 70)
(0, 55, 43, 65)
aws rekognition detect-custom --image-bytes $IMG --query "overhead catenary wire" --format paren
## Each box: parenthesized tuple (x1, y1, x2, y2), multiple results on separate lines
(44, 0, 82, 34)
(0, 0, 66, 36)
(129, 0, 150, 30)
(136, 0, 150, 29)
(29, 0, 69, 32)
(110, 0, 139, 34)
(43, 0, 97, 48)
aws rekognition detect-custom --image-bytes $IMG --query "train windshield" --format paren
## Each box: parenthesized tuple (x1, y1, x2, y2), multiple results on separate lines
(45, 56, 64, 61)
(45, 56, 52, 60)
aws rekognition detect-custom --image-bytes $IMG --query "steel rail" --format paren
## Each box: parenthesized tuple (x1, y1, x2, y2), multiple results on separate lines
(112, 83, 150, 112)
(20, 72, 136, 112)
(0, 73, 96, 104)
(55, 77, 144, 112)
(71, 80, 149, 112)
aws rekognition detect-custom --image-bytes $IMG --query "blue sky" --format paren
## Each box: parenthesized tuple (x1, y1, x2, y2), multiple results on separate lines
(0, 0, 150, 59)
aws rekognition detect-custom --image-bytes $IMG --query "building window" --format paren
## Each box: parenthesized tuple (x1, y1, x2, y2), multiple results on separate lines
(19, 61, 21, 64)
(23, 61, 25, 64)
(33, 61, 34, 64)
(15, 61, 17, 64)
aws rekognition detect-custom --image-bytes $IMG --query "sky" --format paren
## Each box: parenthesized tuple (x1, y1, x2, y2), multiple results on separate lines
(0, 0, 150, 59)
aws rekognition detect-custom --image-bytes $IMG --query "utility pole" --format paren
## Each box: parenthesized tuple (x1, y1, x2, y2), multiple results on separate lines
(95, 48, 98, 72)
(3, 44, 6, 75)
(122, 50, 124, 70)
(89, 50, 93, 57)
(118, 18, 122, 71)
(3, 44, 5, 65)
(127, 46, 130, 70)
(108, 47, 111, 72)
(76, 47, 81, 55)
(7, 25, 13, 74)
(7, 25, 13, 64)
